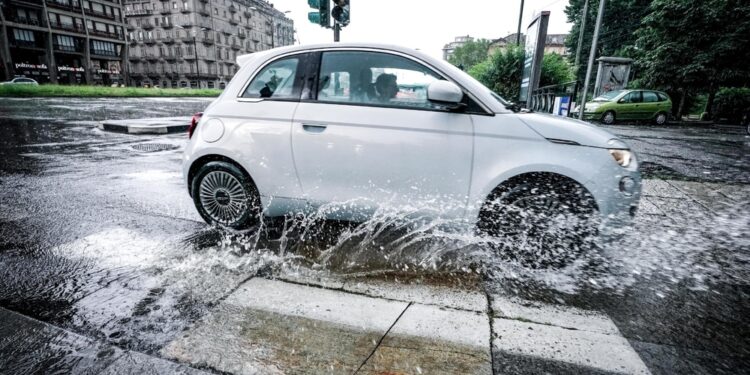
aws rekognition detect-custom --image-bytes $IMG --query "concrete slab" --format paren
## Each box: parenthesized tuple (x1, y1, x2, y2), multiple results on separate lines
(162, 278, 409, 374)
(342, 277, 487, 312)
(98, 117, 191, 134)
(641, 179, 687, 199)
(361, 303, 492, 374)
(100, 351, 210, 375)
(492, 318, 651, 375)
(491, 297, 621, 336)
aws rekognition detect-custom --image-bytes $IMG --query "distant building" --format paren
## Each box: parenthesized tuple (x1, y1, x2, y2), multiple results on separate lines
(488, 33, 569, 56)
(123, 0, 293, 89)
(442, 35, 473, 61)
(0, 0, 129, 84)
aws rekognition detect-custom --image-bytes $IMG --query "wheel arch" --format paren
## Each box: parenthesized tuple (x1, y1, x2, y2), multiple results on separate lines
(187, 154, 256, 197)
(476, 171, 599, 222)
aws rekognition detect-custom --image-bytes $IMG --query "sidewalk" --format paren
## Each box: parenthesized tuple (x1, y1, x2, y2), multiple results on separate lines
(98, 117, 191, 134)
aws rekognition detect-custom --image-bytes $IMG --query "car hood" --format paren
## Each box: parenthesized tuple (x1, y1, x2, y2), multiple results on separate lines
(516, 113, 623, 148)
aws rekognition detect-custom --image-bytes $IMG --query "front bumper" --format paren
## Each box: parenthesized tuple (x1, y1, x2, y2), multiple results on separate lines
(584, 153, 642, 234)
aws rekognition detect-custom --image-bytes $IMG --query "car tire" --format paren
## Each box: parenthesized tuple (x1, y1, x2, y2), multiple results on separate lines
(191, 161, 261, 230)
(601, 111, 616, 125)
(654, 112, 668, 125)
(477, 177, 599, 268)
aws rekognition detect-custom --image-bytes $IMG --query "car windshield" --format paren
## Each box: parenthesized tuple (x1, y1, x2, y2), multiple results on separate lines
(592, 90, 625, 101)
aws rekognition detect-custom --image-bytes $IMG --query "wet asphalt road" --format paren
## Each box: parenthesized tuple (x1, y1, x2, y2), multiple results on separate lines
(0, 98, 748, 374)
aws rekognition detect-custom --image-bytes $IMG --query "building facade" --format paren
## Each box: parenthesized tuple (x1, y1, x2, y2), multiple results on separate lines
(442, 35, 473, 61)
(487, 33, 569, 57)
(123, 0, 292, 89)
(0, 0, 128, 84)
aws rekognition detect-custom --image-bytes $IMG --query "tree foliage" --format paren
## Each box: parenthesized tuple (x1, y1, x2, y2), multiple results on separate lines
(468, 45, 574, 101)
(447, 39, 492, 72)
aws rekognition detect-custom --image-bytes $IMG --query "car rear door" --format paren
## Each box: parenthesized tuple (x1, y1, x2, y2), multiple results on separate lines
(290, 49, 475, 219)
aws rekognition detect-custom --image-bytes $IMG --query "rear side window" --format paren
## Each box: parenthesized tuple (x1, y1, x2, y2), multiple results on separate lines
(242, 56, 299, 99)
(642, 91, 658, 103)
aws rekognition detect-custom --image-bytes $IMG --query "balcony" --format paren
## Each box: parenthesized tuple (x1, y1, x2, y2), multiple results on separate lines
(141, 20, 154, 29)
(200, 36, 214, 45)
(144, 53, 158, 61)
(180, 6, 191, 13)
(228, 17, 238, 25)
(49, 20, 85, 33)
(244, 10, 252, 18)
(160, 8, 171, 15)
(128, 38, 138, 45)
(84, 8, 116, 20)
(53, 43, 80, 53)
(181, 36, 194, 43)
(237, 32, 246, 39)
(126, 22, 135, 30)
(46, 0, 81, 12)
(230, 42, 240, 50)
(146, 70, 160, 77)
(6, 16, 46, 27)
(161, 36, 175, 44)
(228, 5, 236, 13)
(198, 20, 212, 29)
(161, 22, 174, 29)
(163, 54, 177, 61)
(91, 49, 118, 57)
(180, 19, 193, 27)
(143, 37, 156, 45)
(89, 29, 123, 40)
(198, 7, 209, 16)
(124, 8, 153, 17)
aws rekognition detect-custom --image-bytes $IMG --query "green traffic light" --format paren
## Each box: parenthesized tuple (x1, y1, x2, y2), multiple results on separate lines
(308, 11, 321, 24)
(307, 0, 320, 8)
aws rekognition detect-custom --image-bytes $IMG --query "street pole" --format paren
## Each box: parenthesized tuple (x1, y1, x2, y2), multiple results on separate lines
(516, 0, 524, 44)
(193, 35, 199, 88)
(578, 0, 605, 120)
(574, 0, 589, 73)
(333, 22, 340, 42)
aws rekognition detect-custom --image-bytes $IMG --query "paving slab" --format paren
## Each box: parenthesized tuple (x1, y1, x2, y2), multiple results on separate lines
(342, 277, 487, 312)
(100, 351, 211, 375)
(491, 297, 621, 335)
(361, 303, 492, 374)
(162, 278, 409, 374)
(98, 117, 191, 134)
(492, 318, 651, 375)
(641, 179, 688, 199)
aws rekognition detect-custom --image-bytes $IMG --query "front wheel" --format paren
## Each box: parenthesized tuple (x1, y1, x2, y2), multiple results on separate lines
(601, 111, 616, 125)
(191, 161, 261, 229)
(477, 177, 599, 268)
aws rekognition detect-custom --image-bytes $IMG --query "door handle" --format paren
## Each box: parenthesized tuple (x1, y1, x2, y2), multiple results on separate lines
(302, 124, 327, 133)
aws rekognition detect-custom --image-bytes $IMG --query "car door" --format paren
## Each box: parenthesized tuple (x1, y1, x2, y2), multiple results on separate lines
(290, 49, 474, 219)
(207, 52, 313, 212)
(641, 91, 661, 119)
(617, 91, 642, 120)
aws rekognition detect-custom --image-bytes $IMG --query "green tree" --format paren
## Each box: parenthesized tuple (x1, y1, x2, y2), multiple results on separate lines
(447, 39, 492, 72)
(468, 45, 574, 102)
(564, 0, 651, 81)
(634, 0, 750, 117)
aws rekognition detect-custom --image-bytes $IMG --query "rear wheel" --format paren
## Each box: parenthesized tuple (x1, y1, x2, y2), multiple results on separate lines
(191, 161, 261, 229)
(654, 112, 668, 125)
(477, 176, 599, 268)
(601, 111, 616, 125)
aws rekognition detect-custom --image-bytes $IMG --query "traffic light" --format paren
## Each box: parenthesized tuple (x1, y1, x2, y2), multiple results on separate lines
(331, 0, 350, 26)
(307, 0, 330, 28)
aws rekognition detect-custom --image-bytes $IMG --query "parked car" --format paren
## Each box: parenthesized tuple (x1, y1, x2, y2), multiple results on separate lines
(577, 89, 672, 125)
(0, 77, 38, 85)
(183, 43, 641, 266)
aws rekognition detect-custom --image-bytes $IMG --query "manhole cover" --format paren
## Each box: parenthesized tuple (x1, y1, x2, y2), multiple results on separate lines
(132, 143, 179, 152)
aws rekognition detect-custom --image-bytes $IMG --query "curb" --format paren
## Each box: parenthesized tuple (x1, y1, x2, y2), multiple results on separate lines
(98, 117, 191, 134)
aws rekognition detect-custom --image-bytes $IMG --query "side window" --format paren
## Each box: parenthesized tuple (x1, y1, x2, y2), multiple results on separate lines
(643, 91, 658, 103)
(622, 91, 642, 103)
(242, 56, 299, 99)
(318, 51, 444, 109)
(657, 92, 668, 102)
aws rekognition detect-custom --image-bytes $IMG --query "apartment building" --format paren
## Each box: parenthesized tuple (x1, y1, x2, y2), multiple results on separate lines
(0, 0, 128, 84)
(124, 0, 293, 89)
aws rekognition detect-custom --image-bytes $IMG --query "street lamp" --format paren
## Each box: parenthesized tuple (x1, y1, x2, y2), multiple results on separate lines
(175, 25, 206, 88)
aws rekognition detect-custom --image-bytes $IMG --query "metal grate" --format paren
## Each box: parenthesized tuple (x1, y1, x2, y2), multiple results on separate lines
(131, 143, 179, 152)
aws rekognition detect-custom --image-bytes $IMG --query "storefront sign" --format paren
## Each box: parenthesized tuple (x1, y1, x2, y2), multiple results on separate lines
(58, 66, 85, 72)
(96, 69, 120, 74)
(15, 63, 48, 70)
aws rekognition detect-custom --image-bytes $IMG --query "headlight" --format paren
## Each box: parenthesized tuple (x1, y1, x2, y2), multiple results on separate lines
(609, 149, 632, 167)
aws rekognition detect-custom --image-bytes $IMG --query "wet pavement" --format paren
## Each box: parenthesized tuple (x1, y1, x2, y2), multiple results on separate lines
(0, 98, 748, 374)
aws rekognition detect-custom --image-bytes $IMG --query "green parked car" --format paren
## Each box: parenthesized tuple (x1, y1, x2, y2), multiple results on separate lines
(578, 89, 672, 125)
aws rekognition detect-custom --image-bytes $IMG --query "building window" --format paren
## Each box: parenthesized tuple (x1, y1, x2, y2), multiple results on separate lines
(172, 2, 177, 9)
(13, 28, 35, 42)
(91, 39, 117, 56)
(182, 1, 188, 10)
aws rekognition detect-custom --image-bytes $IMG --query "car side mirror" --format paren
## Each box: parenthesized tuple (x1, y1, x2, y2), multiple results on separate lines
(427, 81, 466, 111)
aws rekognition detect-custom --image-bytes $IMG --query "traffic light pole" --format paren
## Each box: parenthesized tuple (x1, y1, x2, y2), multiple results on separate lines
(333, 22, 340, 42)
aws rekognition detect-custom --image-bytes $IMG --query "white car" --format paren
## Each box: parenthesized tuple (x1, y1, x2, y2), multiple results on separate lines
(183, 43, 641, 265)
(1, 77, 38, 85)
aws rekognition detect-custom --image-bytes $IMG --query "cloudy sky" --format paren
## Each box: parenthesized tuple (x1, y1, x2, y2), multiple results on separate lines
(267, 0, 573, 59)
